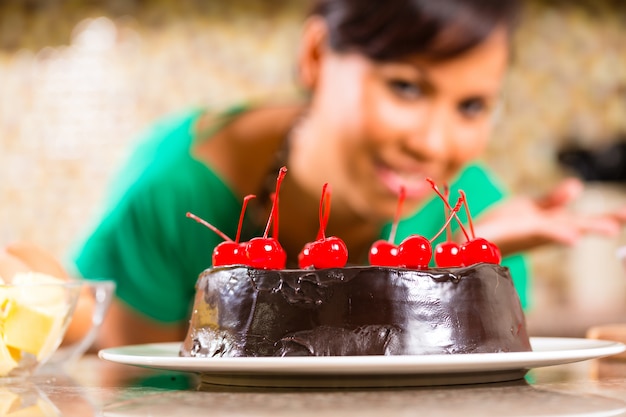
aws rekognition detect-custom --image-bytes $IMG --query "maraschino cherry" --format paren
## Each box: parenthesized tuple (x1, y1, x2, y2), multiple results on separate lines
(186, 194, 256, 267)
(298, 183, 348, 269)
(428, 194, 464, 267)
(369, 186, 405, 267)
(427, 179, 501, 266)
(244, 166, 288, 269)
(397, 234, 432, 269)
(369, 240, 399, 267)
(435, 241, 462, 267)
(427, 181, 464, 267)
(368, 186, 432, 269)
(457, 190, 501, 265)
(460, 237, 501, 265)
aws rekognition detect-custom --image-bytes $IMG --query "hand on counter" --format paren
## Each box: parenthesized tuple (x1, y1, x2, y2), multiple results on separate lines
(471, 178, 626, 257)
(0, 241, 95, 346)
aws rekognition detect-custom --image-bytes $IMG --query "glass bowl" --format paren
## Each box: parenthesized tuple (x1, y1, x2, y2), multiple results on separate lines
(43, 279, 115, 372)
(0, 279, 82, 379)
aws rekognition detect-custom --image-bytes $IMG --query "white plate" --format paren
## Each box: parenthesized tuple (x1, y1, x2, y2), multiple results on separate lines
(98, 337, 625, 388)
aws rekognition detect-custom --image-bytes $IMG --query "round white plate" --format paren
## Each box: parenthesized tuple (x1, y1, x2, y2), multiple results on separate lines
(98, 337, 625, 388)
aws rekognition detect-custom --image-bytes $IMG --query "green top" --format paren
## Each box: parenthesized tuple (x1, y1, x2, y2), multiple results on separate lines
(73, 106, 530, 324)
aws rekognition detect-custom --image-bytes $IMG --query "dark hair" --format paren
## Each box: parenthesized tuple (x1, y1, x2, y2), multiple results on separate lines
(309, 0, 521, 61)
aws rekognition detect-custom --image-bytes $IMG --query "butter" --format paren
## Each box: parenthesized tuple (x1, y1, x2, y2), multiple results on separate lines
(2, 299, 56, 357)
(0, 272, 72, 373)
(0, 340, 19, 378)
(0, 298, 21, 377)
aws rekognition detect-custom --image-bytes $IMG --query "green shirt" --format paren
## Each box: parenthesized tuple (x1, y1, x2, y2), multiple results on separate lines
(73, 107, 530, 324)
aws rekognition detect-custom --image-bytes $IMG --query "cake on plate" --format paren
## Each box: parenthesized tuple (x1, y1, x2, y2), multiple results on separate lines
(180, 263, 530, 357)
(180, 168, 531, 358)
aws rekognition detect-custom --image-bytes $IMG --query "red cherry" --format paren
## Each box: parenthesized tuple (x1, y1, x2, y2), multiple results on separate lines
(368, 239, 399, 266)
(369, 186, 405, 267)
(186, 212, 243, 267)
(307, 237, 348, 269)
(489, 241, 502, 263)
(460, 237, 500, 266)
(434, 241, 462, 268)
(397, 235, 432, 269)
(426, 179, 502, 267)
(298, 242, 314, 268)
(424, 190, 464, 268)
(245, 237, 287, 269)
(298, 183, 348, 269)
(243, 167, 288, 270)
(212, 241, 247, 267)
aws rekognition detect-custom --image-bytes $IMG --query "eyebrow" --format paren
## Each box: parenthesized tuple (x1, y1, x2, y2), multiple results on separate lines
(381, 59, 500, 100)
(382, 60, 439, 95)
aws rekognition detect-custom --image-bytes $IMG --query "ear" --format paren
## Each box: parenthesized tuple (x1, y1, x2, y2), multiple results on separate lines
(296, 16, 329, 91)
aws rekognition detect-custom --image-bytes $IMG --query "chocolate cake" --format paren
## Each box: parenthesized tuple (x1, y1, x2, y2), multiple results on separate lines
(180, 263, 531, 357)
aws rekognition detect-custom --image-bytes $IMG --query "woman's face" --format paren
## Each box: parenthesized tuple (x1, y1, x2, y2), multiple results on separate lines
(292, 26, 509, 222)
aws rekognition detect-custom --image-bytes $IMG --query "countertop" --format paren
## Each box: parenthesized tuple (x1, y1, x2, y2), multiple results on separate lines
(3, 353, 626, 416)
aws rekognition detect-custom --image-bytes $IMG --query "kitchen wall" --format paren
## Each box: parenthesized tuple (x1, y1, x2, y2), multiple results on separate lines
(1, 0, 625, 335)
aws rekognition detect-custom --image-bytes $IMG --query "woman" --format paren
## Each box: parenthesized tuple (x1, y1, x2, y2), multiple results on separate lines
(4, 0, 624, 348)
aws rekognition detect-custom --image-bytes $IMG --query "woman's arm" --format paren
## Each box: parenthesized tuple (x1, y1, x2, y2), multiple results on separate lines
(1, 241, 187, 348)
(473, 178, 626, 257)
(1, 242, 95, 345)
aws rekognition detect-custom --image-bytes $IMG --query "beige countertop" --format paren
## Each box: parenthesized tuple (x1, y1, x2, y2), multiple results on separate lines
(3, 354, 626, 417)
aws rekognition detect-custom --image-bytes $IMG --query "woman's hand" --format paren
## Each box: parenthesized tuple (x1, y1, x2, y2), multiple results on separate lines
(0, 247, 30, 280)
(2, 241, 70, 279)
(0, 241, 96, 345)
(472, 178, 626, 257)
(2, 241, 186, 349)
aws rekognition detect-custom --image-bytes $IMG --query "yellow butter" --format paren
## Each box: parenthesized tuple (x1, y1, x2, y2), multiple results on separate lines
(0, 273, 74, 366)
(0, 339, 20, 377)
(2, 300, 55, 357)
(32, 314, 65, 361)
(6, 345, 21, 363)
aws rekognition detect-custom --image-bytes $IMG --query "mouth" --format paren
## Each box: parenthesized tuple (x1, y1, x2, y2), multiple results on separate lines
(375, 161, 434, 200)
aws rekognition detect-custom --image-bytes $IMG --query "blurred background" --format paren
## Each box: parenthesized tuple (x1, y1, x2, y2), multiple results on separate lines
(1, 0, 625, 337)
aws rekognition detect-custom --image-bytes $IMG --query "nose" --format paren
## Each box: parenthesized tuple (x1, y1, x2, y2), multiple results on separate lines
(402, 102, 451, 162)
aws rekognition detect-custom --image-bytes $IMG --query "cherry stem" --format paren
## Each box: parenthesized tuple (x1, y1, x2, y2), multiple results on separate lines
(429, 197, 463, 243)
(443, 184, 452, 242)
(186, 212, 233, 242)
(426, 178, 470, 241)
(459, 190, 475, 239)
(235, 194, 256, 243)
(269, 193, 277, 238)
(264, 166, 288, 239)
(323, 186, 331, 230)
(388, 186, 406, 244)
(316, 183, 331, 240)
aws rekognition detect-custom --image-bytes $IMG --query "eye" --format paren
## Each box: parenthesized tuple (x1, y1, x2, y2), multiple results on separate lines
(458, 98, 488, 119)
(387, 79, 422, 100)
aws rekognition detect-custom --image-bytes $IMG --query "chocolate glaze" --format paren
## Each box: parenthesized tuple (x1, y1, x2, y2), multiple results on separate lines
(180, 263, 531, 357)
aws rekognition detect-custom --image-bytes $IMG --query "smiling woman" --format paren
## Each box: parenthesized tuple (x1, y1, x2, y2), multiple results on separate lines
(291, 23, 510, 220)
(56, 0, 626, 348)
